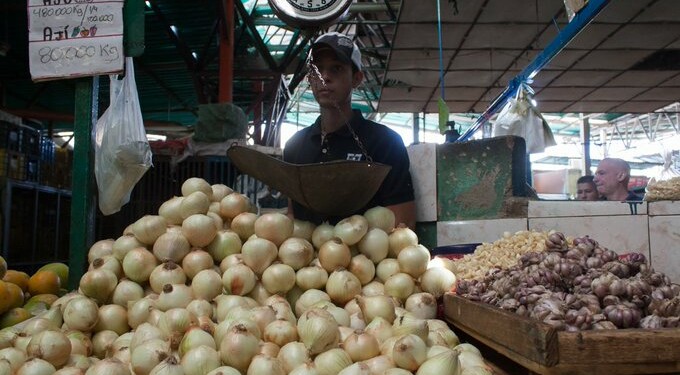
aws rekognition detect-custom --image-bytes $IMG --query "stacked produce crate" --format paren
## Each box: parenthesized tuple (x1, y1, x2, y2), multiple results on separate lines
(0, 121, 43, 183)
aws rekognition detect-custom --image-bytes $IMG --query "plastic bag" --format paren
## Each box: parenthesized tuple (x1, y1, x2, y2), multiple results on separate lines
(645, 146, 680, 201)
(95, 57, 153, 215)
(492, 86, 554, 154)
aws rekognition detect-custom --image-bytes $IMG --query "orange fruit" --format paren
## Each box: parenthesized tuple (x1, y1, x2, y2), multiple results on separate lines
(0, 280, 10, 314)
(0, 255, 6, 279)
(27, 270, 61, 296)
(3, 270, 30, 292)
(5, 282, 24, 309)
(0, 307, 32, 329)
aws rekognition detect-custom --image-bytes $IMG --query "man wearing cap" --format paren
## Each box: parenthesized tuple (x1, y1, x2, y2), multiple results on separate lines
(283, 32, 416, 229)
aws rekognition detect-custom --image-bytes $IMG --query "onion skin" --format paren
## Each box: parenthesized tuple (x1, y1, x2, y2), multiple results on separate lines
(254, 213, 294, 247)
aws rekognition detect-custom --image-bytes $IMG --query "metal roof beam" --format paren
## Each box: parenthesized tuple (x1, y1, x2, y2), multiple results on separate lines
(136, 60, 198, 116)
(234, 0, 279, 72)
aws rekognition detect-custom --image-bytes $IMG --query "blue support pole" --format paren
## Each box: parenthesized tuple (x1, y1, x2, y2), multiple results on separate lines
(458, 0, 612, 141)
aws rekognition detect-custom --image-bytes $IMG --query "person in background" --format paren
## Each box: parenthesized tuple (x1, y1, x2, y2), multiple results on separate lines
(576, 175, 601, 201)
(283, 32, 416, 229)
(593, 158, 643, 201)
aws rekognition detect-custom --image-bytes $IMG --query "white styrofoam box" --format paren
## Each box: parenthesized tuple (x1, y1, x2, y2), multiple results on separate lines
(648, 201, 680, 216)
(437, 218, 528, 247)
(649, 215, 680, 283)
(529, 216, 650, 256)
(407, 143, 437, 222)
(528, 201, 647, 218)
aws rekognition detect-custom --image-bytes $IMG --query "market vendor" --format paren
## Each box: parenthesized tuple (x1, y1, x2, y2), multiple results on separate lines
(593, 158, 643, 201)
(283, 32, 416, 229)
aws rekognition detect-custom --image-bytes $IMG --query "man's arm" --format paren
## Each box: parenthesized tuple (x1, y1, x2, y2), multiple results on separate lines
(386, 200, 416, 231)
(286, 198, 295, 220)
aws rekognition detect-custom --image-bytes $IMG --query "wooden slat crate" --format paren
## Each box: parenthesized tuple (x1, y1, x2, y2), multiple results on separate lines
(444, 294, 680, 375)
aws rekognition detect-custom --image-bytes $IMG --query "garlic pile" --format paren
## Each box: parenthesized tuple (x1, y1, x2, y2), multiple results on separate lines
(0, 177, 490, 375)
(456, 233, 680, 331)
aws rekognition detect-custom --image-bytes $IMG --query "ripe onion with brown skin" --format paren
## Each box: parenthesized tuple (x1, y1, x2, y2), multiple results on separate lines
(241, 237, 278, 275)
(311, 223, 335, 249)
(318, 238, 351, 273)
(296, 265, 329, 291)
(123, 248, 158, 283)
(79, 267, 118, 304)
(152, 231, 191, 264)
(326, 269, 362, 306)
(181, 177, 212, 199)
(349, 254, 375, 285)
(343, 330, 380, 362)
(191, 269, 223, 301)
(334, 215, 369, 246)
(222, 263, 257, 296)
(230, 212, 258, 241)
(219, 193, 251, 219)
(181, 249, 214, 279)
(112, 234, 145, 262)
(130, 215, 167, 245)
(262, 263, 297, 295)
(158, 196, 184, 225)
(211, 184, 233, 202)
(220, 324, 260, 374)
(278, 238, 315, 270)
(88, 239, 115, 264)
(388, 225, 418, 258)
(293, 219, 316, 242)
(149, 262, 187, 294)
(182, 214, 218, 248)
(179, 191, 211, 219)
(254, 212, 294, 247)
(89, 256, 123, 279)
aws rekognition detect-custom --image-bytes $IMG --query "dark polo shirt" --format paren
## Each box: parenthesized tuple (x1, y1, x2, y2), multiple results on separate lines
(283, 110, 415, 224)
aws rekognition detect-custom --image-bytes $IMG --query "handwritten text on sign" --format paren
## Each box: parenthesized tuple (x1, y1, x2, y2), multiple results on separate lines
(28, 0, 124, 82)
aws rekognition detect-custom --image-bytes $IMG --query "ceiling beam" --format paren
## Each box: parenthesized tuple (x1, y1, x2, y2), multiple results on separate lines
(149, 1, 208, 104)
(234, 0, 279, 72)
(135, 60, 198, 116)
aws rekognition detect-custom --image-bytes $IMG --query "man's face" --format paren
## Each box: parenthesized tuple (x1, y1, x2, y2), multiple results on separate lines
(308, 49, 362, 109)
(593, 160, 622, 196)
(577, 182, 599, 201)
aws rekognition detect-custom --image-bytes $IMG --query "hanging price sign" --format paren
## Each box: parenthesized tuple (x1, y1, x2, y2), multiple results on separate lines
(28, 0, 125, 82)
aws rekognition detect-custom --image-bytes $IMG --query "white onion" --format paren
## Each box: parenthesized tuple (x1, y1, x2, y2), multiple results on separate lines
(220, 253, 244, 272)
(248, 281, 273, 306)
(181, 249, 214, 279)
(181, 345, 221, 375)
(186, 299, 213, 320)
(296, 266, 329, 291)
(214, 295, 250, 322)
(392, 334, 427, 371)
(158, 196, 184, 225)
(277, 342, 311, 374)
(211, 184, 233, 202)
(363, 206, 395, 233)
(131, 215, 167, 245)
(357, 227, 389, 264)
(207, 230, 242, 262)
(343, 330, 380, 362)
(362, 280, 385, 297)
(0, 347, 26, 372)
(91, 330, 118, 359)
(229, 212, 258, 241)
(16, 358, 56, 375)
(206, 367, 241, 375)
(180, 191, 211, 219)
(263, 319, 298, 347)
(362, 355, 395, 374)
(219, 324, 260, 374)
(326, 269, 362, 305)
(128, 298, 155, 329)
(179, 327, 216, 357)
(79, 268, 118, 304)
(293, 219, 316, 242)
(334, 215, 368, 246)
(89, 256, 123, 279)
(182, 214, 218, 248)
(64, 297, 99, 332)
(405, 293, 438, 320)
(247, 354, 285, 375)
(384, 273, 416, 302)
(207, 211, 224, 230)
(112, 234, 145, 262)
(376, 258, 401, 282)
(150, 262, 187, 294)
(249, 305, 278, 335)
(93, 304, 129, 335)
(26, 330, 71, 368)
(420, 267, 456, 298)
(220, 193, 251, 219)
(388, 225, 418, 258)
(254, 212, 294, 247)
(318, 238, 351, 273)
(356, 295, 396, 324)
(364, 316, 394, 342)
(130, 323, 164, 353)
(348, 254, 375, 285)
(313, 348, 352, 375)
(222, 263, 257, 296)
(241, 237, 278, 274)
(156, 284, 194, 311)
(297, 308, 340, 355)
(182, 177, 212, 198)
(112, 279, 144, 307)
(149, 356, 183, 375)
(337, 362, 371, 375)
(278, 237, 315, 270)
(414, 349, 460, 375)
(130, 338, 170, 375)
(397, 244, 430, 278)
(295, 289, 331, 317)
(349, 312, 366, 330)
(64, 331, 91, 357)
(311, 223, 335, 249)
(262, 263, 297, 294)
(153, 231, 191, 263)
(123, 248, 158, 283)
(158, 309, 197, 350)
(288, 362, 319, 375)
(427, 327, 460, 348)
(88, 239, 115, 264)
(192, 269, 223, 301)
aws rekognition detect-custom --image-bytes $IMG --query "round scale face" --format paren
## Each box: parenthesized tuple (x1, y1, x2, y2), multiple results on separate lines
(269, 0, 352, 27)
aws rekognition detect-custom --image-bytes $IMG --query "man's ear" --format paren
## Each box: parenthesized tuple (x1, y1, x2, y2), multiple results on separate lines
(352, 70, 364, 88)
(617, 171, 627, 182)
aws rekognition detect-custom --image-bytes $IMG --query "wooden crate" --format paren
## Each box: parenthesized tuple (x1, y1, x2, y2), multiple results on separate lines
(444, 294, 680, 375)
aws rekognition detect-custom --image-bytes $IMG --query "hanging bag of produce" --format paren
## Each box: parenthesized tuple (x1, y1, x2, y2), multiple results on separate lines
(94, 57, 153, 215)
(645, 144, 680, 201)
(492, 85, 552, 154)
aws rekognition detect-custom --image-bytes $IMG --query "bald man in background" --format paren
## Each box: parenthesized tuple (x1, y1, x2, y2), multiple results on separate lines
(593, 158, 643, 201)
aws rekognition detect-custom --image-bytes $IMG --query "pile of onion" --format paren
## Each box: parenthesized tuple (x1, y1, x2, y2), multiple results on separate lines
(0, 177, 481, 375)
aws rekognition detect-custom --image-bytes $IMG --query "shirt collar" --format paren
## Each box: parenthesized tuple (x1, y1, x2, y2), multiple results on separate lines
(309, 109, 364, 139)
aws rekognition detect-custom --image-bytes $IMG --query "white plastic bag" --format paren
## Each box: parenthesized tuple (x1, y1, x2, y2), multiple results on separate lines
(492, 87, 553, 154)
(645, 145, 680, 201)
(95, 57, 153, 215)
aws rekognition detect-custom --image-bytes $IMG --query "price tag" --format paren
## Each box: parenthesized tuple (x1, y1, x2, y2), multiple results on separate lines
(28, 0, 124, 82)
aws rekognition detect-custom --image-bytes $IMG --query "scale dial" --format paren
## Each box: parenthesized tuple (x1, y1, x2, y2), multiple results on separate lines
(268, 0, 352, 28)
